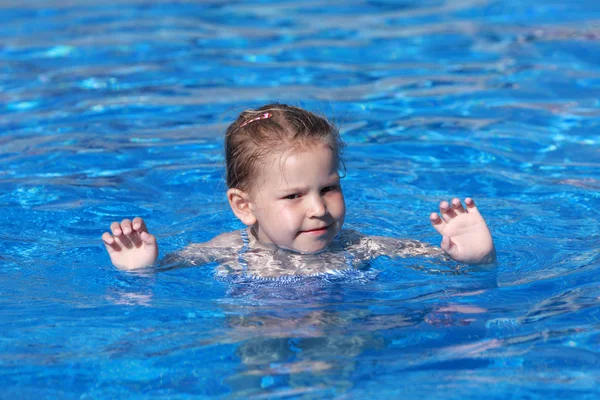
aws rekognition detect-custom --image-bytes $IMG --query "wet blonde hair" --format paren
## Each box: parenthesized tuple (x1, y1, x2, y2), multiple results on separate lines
(225, 103, 344, 192)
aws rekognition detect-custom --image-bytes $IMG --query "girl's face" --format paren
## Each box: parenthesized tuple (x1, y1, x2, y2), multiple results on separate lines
(248, 142, 345, 254)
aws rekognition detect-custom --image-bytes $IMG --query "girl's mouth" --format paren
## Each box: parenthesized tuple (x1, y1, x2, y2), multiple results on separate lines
(300, 225, 330, 235)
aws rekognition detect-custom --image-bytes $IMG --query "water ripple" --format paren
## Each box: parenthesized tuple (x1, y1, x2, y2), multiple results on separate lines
(2, 0, 600, 398)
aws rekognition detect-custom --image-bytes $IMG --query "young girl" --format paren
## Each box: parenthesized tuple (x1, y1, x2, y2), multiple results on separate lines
(102, 104, 496, 278)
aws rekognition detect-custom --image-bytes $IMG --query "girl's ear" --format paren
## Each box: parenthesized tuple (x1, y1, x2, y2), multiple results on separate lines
(227, 188, 257, 226)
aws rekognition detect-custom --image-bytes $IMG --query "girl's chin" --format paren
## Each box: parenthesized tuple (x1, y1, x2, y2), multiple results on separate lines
(257, 238, 329, 254)
(285, 240, 332, 255)
(284, 248, 327, 255)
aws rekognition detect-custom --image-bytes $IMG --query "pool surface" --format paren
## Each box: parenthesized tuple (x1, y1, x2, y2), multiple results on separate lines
(2, 0, 600, 398)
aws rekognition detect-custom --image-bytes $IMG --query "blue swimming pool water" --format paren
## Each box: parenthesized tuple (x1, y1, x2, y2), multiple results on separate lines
(2, 0, 600, 398)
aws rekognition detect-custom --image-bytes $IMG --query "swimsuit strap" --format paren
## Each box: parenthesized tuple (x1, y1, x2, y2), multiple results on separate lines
(238, 229, 250, 277)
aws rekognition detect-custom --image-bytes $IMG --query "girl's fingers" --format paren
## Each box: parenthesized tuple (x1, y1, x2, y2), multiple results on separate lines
(110, 221, 122, 236)
(439, 201, 457, 222)
(132, 217, 147, 233)
(140, 231, 157, 247)
(115, 231, 134, 249)
(464, 197, 481, 213)
(120, 219, 133, 235)
(440, 235, 459, 258)
(111, 219, 135, 248)
(128, 231, 143, 247)
(430, 212, 446, 235)
(451, 198, 466, 214)
(102, 232, 122, 253)
(107, 218, 150, 251)
(102, 232, 115, 245)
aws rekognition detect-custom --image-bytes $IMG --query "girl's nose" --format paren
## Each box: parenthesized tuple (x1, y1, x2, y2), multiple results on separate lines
(307, 195, 327, 217)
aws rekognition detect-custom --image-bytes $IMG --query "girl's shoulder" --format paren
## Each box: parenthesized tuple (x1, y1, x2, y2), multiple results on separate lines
(205, 230, 245, 248)
(338, 229, 440, 260)
(336, 228, 367, 244)
(335, 229, 378, 261)
(178, 230, 245, 262)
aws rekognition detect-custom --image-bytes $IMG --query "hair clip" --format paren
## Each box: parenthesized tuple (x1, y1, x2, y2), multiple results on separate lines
(240, 112, 272, 127)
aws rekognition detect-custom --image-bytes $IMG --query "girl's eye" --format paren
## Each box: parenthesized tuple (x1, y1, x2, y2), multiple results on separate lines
(321, 185, 338, 194)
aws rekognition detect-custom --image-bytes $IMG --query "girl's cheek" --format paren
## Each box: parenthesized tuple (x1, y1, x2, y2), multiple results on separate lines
(328, 191, 345, 204)
(274, 204, 297, 220)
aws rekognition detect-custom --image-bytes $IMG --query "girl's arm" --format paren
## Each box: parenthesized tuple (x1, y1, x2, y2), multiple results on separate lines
(353, 198, 495, 266)
(102, 219, 241, 271)
(358, 235, 448, 260)
(166, 231, 243, 270)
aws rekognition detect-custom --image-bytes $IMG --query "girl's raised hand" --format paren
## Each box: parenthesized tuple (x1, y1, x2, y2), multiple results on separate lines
(429, 198, 496, 265)
(102, 217, 158, 270)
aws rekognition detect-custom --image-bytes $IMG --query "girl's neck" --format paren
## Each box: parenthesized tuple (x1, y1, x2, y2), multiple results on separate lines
(246, 226, 280, 252)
